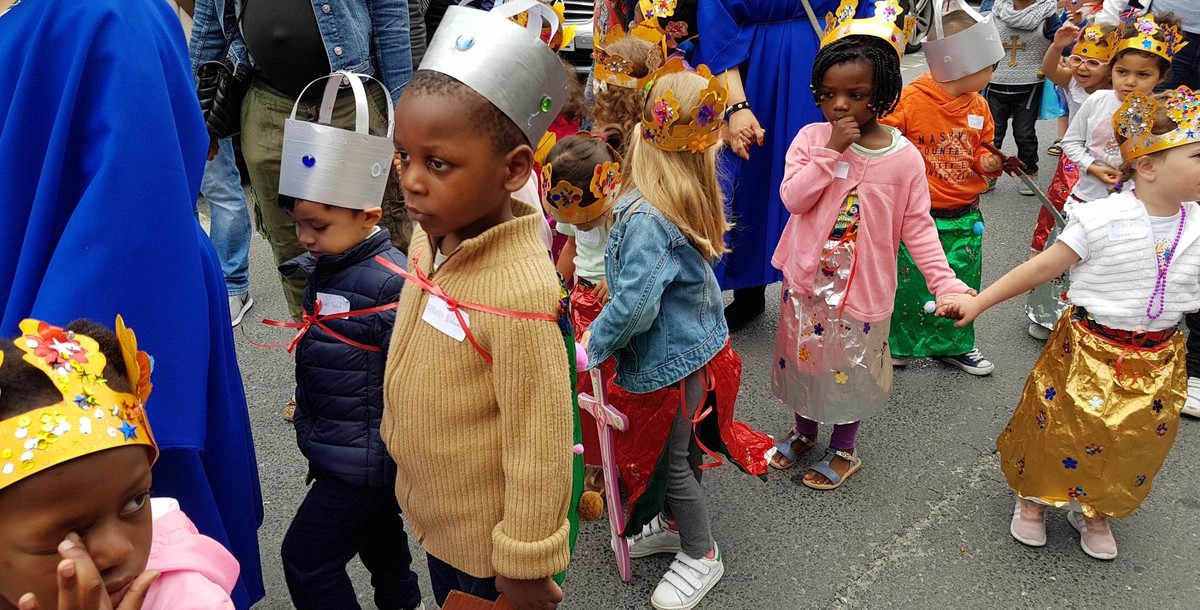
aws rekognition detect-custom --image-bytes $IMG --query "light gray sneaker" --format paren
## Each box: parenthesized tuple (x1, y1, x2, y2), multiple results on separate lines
(229, 293, 254, 327)
(651, 545, 724, 610)
(623, 514, 682, 558)
(1183, 377, 1200, 418)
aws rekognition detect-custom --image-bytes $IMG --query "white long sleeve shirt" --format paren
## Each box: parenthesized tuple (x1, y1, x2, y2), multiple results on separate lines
(1061, 89, 1123, 202)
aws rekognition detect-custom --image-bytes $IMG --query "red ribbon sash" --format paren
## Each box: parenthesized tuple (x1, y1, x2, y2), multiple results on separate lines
(256, 298, 399, 353)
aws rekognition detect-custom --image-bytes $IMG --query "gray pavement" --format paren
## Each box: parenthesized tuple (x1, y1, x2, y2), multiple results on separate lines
(208, 52, 1200, 610)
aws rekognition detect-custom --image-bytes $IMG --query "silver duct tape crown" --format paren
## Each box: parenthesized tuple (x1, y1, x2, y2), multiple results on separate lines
(923, 0, 1005, 83)
(418, 1, 570, 146)
(280, 72, 395, 210)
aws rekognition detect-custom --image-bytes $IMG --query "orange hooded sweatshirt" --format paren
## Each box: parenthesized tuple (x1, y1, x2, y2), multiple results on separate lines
(880, 73, 1002, 210)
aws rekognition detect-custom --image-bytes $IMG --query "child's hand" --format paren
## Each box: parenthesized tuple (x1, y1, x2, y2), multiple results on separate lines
(725, 109, 765, 160)
(979, 154, 1002, 174)
(594, 279, 610, 303)
(18, 533, 159, 610)
(1053, 22, 1079, 48)
(580, 330, 591, 350)
(825, 116, 860, 152)
(495, 575, 563, 610)
(1088, 163, 1120, 185)
(935, 293, 983, 327)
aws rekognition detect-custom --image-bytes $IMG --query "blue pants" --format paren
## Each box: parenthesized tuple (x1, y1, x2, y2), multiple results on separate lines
(281, 473, 422, 610)
(200, 138, 251, 296)
(427, 554, 499, 607)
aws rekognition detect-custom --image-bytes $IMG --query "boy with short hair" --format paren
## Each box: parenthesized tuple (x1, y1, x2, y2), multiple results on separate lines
(882, 9, 1006, 376)
(382, 5, 576, 610)
(274, 72, 424, 610)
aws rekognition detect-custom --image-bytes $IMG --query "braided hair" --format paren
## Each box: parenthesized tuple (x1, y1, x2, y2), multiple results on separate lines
(810, 35, 903, 118)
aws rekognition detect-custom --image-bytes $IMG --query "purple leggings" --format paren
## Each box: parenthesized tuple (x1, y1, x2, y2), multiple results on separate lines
(795, 415, 859, 451)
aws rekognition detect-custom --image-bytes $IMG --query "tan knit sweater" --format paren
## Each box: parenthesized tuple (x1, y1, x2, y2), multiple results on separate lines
(382, 199, 574, 579)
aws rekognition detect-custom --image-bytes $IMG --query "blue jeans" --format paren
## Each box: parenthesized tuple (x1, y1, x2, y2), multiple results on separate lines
(426, 554, 499, 608)
(201, 138, 251, 296)
(281, 472, 423, 610)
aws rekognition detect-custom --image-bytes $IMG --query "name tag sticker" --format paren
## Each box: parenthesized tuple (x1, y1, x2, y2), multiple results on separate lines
(1107, 219, 1150, 242)
(968, 114, 985, 130)
(576, 227, 602, 245)
(423, 296, 469, 342)
(834, 161, 850, 179)
(315, 293, 351, 315)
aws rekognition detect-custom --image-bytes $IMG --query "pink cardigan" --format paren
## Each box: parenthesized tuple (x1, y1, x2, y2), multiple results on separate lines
(141, 499, 239, 609)
(774, 123, 969, 322)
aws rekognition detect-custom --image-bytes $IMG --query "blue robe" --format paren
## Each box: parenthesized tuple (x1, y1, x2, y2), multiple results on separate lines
(696, 0, 867, 290)
(0, 0, 264, 606)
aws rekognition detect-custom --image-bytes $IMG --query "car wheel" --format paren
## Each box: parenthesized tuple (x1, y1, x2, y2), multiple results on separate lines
(901, 0, 933, 55)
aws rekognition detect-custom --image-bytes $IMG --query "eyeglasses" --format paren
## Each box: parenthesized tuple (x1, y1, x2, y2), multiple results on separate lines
(1067, 55, 1104, 69)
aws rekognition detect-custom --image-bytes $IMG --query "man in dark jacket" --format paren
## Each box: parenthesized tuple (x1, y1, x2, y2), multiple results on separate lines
(274, 74, 424, 610)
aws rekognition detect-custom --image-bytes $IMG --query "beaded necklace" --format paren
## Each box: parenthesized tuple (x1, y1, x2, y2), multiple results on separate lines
(1136, 189, 1187, 321)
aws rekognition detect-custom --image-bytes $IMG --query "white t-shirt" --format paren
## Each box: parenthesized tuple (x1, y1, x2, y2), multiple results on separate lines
(557, 217, 612, 284)
(1060, 89, 1123, 202)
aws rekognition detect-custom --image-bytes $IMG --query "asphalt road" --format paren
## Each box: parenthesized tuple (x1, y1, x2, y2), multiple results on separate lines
(208, 52, 1200, 610)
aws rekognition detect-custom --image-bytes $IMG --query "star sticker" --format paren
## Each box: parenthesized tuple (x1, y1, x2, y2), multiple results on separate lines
(118, 421, 139, 441)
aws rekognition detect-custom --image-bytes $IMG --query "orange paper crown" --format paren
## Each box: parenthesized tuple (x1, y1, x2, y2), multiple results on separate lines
(1114, 86, 1200, 160)
(821, 0, 915, 58)
(640, 58, 727, 154)
(542, 132, 623, 225)
(1115, 13, 1188, 64)
(593, 20, 669, 90)
(1074, 23, 1118, 63)
(508, 0, 577, 52)
(0, 318, 157, 491)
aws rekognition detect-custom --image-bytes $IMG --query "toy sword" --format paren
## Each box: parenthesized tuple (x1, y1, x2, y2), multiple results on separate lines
(982, 141, 1066, 228)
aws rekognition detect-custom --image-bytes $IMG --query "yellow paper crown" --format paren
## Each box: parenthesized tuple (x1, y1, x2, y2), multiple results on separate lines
(0, 318, 157, 491)
(542, 132, 623, 225)
(1114, 87, 1200, 160)
(640, 58, 727, 154)
(820, 0, 915, 58)
(1074, 24, 1118, 63)
(639, 0, 676, 20)
(1115, 13, 1188, 64)
(508, 0, 577, 52)
(637, 0, 692, 46)
(593, 20, 669, 90)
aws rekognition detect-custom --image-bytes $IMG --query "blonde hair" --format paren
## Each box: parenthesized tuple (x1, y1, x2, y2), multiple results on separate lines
(621, 71, 731, 260)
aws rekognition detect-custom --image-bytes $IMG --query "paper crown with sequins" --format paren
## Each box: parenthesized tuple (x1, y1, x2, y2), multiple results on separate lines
(593, 20, 669, 90)
(0, 318, 157, 492)
(922, 0, 1005, 83)
(1115, 13, 1188, 64)
(1074, 23, 1118, 63)
(280, 71, 394, 210)
(420, 1, 570, 146)
(505, 0, 576, 53)
(540, 132, 622, 225)
(637, 0, 693, 47)
(820, 0, 915, 58)
(1114, 87, 1200, 160)
(640, 58, 727, 153)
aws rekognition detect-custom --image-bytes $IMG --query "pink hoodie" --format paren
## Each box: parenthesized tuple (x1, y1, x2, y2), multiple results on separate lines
(774, 122, 970, 322)
(141, 499, 239, 610)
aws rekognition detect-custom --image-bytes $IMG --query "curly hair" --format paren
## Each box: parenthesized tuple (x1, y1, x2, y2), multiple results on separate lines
(810, 35, 903, 118)
(594, 36, 658, 153)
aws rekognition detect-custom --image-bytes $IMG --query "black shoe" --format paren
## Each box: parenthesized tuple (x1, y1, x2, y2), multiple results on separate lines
(724, 286, 766, 332)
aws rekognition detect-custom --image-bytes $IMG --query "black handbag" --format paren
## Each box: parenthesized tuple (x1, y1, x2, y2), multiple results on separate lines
(196, 0, 249, 140)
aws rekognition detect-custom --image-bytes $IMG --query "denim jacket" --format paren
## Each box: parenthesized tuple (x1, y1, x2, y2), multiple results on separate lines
(586, 189, 729, 393)
(189, 0, 413, 101)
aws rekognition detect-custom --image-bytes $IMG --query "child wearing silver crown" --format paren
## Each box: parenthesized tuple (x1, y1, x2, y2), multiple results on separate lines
(939, 87, 1200, 561)
(272, 72, 423, 610)
(382, 3, 581, 609)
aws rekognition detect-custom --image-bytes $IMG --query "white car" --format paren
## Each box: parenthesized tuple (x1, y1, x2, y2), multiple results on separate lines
(560, 0, 597, 74)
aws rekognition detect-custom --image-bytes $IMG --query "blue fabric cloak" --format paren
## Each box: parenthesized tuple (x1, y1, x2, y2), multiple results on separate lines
(0, 0, 264, 606)
(696, 0, 867, 290)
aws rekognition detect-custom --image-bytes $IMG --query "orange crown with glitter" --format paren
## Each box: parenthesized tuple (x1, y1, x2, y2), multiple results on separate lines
(820, 0, 915, 58)
(1074, 24, 1118, 63)
(0, 318, 157, 491)
(640, 58, 727, 154)
(1115, 13, 1188, 64)
(1114, 87, 1200, 160)
(542, 132, 622, 225)
(593, 20, 669, 90)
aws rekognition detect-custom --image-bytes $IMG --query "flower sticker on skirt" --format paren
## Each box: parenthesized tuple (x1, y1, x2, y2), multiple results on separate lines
(833, 371, 849, 384)
(798, 345, 811, 362)
(1044, 387, 1056, 401)
(1088, 396, 1103, 412)
(1062, 456, 1078, 469)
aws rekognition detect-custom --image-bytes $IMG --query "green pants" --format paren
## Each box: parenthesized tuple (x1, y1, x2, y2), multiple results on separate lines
(240, 79, 411, 321)
(888, 209, 983, 358)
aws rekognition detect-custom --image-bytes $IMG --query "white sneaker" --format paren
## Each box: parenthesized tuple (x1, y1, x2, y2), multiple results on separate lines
(890, 356, 909, 368)
(650, 546, 724, 610)
(1183, 377, 1200, 418)
(1027, 323, 1051, 341)
(229, 293, 254, 327)
(623, 514, 682, 558)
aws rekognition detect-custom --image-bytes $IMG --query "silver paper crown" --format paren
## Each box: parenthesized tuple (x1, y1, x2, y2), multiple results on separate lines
(418, 0, 570, 146)
(279, 72, 395, 210)
(923, 0, 1005, 83)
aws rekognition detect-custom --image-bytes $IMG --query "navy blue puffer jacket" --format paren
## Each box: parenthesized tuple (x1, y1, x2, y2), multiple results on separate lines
(280, 228, 405, 487)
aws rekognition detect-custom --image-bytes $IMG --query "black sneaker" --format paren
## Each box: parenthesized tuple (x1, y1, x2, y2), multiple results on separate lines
(934, 348, 994, 376)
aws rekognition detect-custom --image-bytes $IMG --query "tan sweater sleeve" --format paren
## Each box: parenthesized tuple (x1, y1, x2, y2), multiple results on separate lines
(488, 311, 574, 579)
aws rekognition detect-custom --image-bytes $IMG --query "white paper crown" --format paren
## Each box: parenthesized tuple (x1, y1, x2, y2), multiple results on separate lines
(279, 72, 395, 210)
(922, 0, 1005, 83)
(419, 0, 570, 147)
